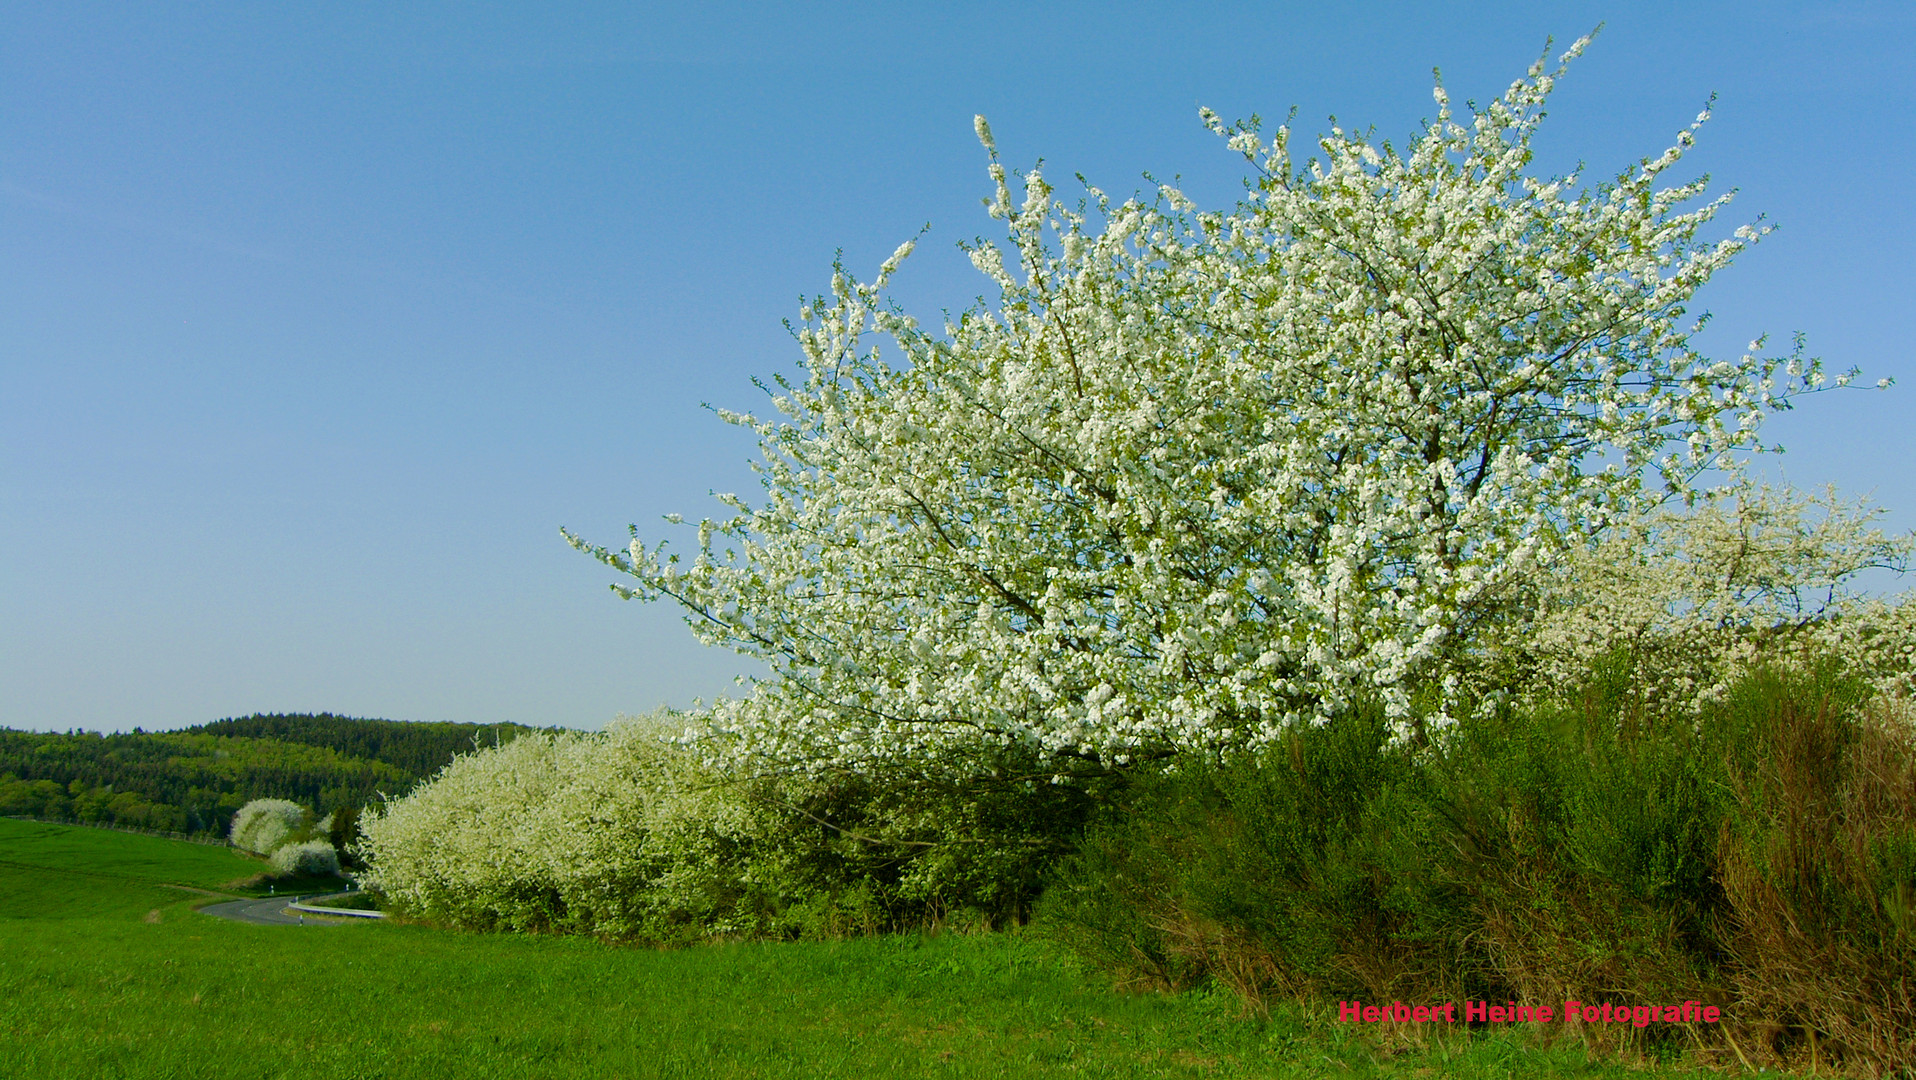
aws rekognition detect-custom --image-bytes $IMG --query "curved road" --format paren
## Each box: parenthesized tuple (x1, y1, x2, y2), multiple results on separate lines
(199, 895, 357, 926)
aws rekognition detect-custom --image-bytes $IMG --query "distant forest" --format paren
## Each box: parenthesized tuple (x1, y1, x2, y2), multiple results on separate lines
(0, 713, 547, 838)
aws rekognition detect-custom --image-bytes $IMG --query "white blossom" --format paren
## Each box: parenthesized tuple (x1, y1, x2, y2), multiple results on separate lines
(356, 714, 755, 935)
(229, 798, 309, 855)
(269, 838, 340, 877)
(567, 39, 1879, 771)
(1504, 481, 1916, 714)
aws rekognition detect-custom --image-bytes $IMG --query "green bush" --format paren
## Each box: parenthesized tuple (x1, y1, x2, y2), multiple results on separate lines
(324, 804, 363, 869)
(1041, 659, 1916, 1075)
(1041, 703, 1454, 1001)
(728, 762, 1097, 938)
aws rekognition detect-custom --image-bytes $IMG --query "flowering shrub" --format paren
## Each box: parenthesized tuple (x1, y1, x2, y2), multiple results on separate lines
(269, 838, 340, 877)
(229, 798, 310, 855)
(355, 711, 1088, 938)
(567, 35, 1872, 771)
(355, 717, 735, 936)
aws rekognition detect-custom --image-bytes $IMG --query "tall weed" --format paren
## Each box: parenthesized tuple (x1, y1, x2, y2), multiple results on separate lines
(1715, 682, 1916, 1075)
(1042, 705, 1462, 1001)
(1043, 660, 1916, 1075)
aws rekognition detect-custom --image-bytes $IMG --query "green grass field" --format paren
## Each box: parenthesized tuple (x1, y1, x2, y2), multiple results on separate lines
(0, 818, 271, 920)
(0, 819, 1746, 1079)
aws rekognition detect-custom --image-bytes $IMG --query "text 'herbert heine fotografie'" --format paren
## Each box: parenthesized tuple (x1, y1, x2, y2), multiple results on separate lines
(1339, 1000, 1723, 1027)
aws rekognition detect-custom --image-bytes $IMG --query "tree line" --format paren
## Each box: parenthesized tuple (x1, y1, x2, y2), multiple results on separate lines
(0, 713, 545, 838)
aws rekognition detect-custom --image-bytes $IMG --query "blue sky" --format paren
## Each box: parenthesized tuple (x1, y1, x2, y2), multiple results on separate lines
(4, 1, 1910, 733)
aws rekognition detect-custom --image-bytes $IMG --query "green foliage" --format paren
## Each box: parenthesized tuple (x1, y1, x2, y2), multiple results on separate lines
(305, 889, 380, 911)
(0, 713, 541, 837)
(716, 762, 1099, 938)
(1043, 704, 1448, 999)
(1043, 661, 1916, 1074)
(0, 772, 190, 832)
(327, 802, 365, 869)
(190, 712, 544, 780)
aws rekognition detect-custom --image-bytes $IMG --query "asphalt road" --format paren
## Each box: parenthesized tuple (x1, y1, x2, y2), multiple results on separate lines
(198, 895, 355, 926)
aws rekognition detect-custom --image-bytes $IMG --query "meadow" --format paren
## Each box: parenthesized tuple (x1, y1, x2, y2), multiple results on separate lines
(0, 817, 1748, 1080)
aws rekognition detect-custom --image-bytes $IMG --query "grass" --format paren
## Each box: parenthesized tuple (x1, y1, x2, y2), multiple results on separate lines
(0, 817, 268, 920)
(0, 818, 348, 920)
(0, 819, 1754, 1079)
(302, 889, 380, 911)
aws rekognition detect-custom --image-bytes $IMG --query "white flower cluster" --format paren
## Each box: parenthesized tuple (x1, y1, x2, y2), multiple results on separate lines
(354, 715, 755, 935)
(229, 798, 310, 855)
(568, 38, 1866, 770)
(269, 838, 341, 877)
(1511, 482, 1916, 714)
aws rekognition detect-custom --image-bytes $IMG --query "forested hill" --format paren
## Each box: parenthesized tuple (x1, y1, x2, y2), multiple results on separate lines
(184, 713, 533, 780)
(0, 714, 548, 838)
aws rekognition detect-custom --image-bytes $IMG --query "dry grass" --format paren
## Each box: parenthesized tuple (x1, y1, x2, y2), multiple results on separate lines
(1716, 695, 1916, 1077)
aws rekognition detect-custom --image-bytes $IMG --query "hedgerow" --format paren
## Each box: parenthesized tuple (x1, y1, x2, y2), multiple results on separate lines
(356, 713, 1089, 941)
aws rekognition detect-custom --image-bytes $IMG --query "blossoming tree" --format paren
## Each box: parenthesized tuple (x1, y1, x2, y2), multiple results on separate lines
(1510, 482, 1915, 715)
(567, 37, 1867, 773)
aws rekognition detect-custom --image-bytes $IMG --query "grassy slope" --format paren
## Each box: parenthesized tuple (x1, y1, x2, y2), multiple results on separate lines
(0, 818, 269, 919)
(0, 820, 1737, 1080)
